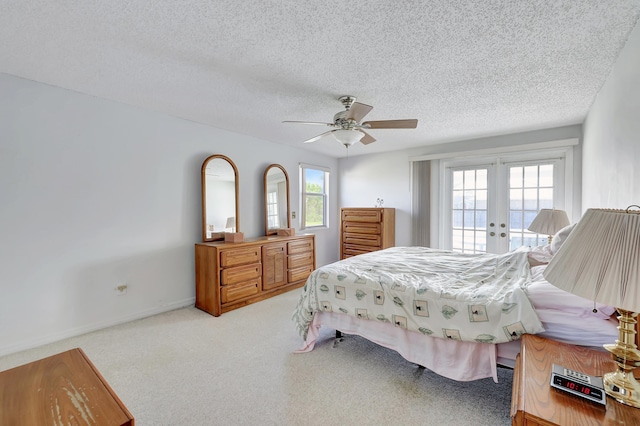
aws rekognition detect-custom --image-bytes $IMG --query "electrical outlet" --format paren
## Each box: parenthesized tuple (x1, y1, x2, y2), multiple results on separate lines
(292, 211, 296, 219)
(115, 284, 128, 295)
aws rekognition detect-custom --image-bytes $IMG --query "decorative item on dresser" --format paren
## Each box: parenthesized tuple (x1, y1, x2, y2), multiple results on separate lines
(340, 207, 395, 259)
(195, 234, 315, 316)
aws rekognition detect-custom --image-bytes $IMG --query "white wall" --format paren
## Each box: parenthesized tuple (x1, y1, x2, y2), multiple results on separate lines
(338, 125, 583, 247)
(582, 21, 640, 209)
(0, 74, 339, 356)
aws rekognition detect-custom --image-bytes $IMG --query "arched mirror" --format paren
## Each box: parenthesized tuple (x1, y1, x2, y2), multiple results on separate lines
(264, 164, 291, 236)
(202, 154, 239, 242)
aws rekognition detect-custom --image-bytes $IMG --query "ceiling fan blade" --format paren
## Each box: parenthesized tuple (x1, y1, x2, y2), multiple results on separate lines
(360, 130, 376, 145)
(346, 102, 373, 122)
(283, 120, 336, 126)
(362, 119, 418, 129)
(303, 130, 335, 144)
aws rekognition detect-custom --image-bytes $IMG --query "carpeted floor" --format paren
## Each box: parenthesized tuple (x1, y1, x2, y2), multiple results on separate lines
(0, 291, 513, 425)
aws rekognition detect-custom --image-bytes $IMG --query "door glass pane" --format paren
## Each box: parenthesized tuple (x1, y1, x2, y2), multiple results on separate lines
(464, 210, 475, 227)
(476, 210, 487, 228)
(453, 172, 463, 190)
(464, 170, 476, 188)
(523, 189, 538, 210)
(463, 190, 475, 209)
(510, 167, 523, 188)
(539, 165, 554, 187)
(476, 169, 488, 189)
(452, 191, 463, 209)
(539, 188, 553, 209)
(510, 189, 522, 210)
(453, 210, 463, 227)
(524, 166, 538, 187)
(476, 190, 487, 209)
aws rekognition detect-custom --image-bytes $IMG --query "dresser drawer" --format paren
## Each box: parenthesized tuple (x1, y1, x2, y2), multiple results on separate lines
(221, 278, 261, 303)
(220, 247, 261, 267)
(342, 209, 382, 223)
(343, 233, 381, 247)
(288, 252, 313, 269)
(343, 244, 378, 257)
(342, 221, 381, 235)
(288, 265, 313, 283)
(288, 239, 313, 255)
(221, 263, 261, 285)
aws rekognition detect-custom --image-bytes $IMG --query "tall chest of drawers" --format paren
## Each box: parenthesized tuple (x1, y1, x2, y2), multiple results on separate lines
(195, 234, 315, 316)
(340, 207, 395, 259)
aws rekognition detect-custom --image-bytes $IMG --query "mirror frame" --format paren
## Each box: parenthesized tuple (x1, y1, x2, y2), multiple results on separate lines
(263, 164, 291, 236)
(201, 154, 240, 242)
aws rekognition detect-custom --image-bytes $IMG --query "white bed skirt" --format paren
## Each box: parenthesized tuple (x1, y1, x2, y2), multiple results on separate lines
(295, 312, 509, 383)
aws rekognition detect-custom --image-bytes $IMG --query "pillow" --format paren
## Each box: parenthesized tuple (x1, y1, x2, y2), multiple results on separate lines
(527, 265, 616, 319)
(527, 245, 553, 266)
(549, 223, 576, 254)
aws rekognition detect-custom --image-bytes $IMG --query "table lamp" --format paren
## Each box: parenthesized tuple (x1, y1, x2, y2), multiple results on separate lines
(528, 209, 570, 244)
(543, 206, 640, 407)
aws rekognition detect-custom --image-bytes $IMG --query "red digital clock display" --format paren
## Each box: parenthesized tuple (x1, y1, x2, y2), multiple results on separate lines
(552, 375, 604, 400)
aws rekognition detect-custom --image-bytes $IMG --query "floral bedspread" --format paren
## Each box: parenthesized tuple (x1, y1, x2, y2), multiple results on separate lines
(293, 246, 544, 344)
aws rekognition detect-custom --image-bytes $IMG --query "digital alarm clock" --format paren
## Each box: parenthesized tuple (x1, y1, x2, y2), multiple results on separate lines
(550, 364, 606, 405)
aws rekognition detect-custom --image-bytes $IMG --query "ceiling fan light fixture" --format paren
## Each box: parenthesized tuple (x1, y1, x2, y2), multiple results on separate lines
(332, 129, 363, 147)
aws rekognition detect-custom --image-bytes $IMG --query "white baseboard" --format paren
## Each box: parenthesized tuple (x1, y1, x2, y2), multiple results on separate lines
(0, 298, 196, 358)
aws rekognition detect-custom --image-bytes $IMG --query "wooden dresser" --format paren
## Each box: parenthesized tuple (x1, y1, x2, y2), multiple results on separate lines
(195, 234, 315, 316)
(511, 334, 640, 425)
(340, 207, 395, 259)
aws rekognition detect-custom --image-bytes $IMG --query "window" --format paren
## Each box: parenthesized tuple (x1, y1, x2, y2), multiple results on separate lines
(300, 164, 329, 229)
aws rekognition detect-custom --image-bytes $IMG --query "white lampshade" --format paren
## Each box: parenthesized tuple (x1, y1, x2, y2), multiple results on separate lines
(225, 216, 236, 229)
(543, 208, 640, 312)
(528, 209, 570, 236)
(332, 129, 363, 147)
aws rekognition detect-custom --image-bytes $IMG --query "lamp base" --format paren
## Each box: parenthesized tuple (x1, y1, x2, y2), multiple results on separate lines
(603, 309, 640, 408)
(604, 370, 640, 408)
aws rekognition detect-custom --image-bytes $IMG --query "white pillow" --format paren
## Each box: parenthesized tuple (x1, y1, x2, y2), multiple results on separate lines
(528, 245, 553, 265)
(550, 223, 576, 254)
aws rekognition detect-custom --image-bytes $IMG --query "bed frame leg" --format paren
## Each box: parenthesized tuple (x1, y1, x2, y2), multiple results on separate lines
(335, 330, 342, 339)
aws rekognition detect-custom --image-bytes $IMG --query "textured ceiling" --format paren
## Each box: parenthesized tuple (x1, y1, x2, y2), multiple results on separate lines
(2, 1, 640, 158)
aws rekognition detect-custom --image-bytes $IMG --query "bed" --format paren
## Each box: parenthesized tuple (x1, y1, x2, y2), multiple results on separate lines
(292, 225, 619, 382)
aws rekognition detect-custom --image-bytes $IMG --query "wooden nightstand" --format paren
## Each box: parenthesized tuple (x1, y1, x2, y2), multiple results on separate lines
(511, 334, 640, 425)
(0, 348, 134, 425)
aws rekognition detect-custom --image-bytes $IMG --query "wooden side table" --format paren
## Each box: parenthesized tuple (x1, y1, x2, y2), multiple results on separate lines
(0, 348, 134, 425)
(511, 334, 640, 425)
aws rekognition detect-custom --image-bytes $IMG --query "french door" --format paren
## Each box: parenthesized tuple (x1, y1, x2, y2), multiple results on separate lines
(443, 155, 566, 254)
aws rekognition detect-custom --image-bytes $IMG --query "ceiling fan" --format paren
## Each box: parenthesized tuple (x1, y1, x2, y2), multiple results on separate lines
(283, 96, 418, 148)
